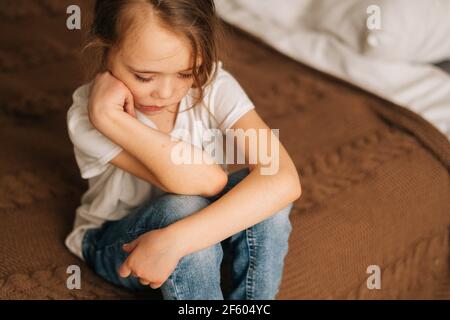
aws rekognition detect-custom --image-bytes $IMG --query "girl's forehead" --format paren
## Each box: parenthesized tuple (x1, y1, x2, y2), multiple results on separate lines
(119, 19, 195, 73)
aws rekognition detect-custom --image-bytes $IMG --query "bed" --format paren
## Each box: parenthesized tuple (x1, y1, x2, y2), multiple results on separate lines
(0, 0, 449, 299)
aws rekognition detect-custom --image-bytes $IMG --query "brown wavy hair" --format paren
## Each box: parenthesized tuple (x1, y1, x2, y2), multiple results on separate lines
(82, 0, 226, 110)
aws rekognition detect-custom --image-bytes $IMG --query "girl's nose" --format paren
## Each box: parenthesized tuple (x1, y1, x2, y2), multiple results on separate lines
(152, 76, 173, 100)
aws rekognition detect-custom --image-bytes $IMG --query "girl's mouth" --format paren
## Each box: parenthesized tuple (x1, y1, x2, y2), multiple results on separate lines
(138, 105, 164, 112)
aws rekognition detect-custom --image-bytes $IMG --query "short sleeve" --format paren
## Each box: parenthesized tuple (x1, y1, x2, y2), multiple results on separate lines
(67, 83, 123, 179)
(207, 62, 255, 131)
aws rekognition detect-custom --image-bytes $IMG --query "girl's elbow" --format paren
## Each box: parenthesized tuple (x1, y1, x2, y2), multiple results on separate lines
(200, 169, 228, 197)
(292, 179, 302, 201)
(283, 171, 302, 202)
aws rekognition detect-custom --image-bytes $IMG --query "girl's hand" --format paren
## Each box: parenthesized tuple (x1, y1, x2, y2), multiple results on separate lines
(88, 71, 136, 129)
(118, 228, 184, 289)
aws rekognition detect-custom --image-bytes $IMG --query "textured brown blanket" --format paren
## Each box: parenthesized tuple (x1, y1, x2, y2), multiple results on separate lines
(0, 0, 449, 299)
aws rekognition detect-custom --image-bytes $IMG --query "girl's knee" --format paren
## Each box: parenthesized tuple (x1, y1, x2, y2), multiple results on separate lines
(155, 194, 211, 228)
(258, 203, 294, 236)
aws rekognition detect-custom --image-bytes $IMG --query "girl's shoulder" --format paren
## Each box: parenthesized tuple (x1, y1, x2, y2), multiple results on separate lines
(67, 81, 95, 125)
(71, 81, 94, 106)
(198, 61, 254, 131)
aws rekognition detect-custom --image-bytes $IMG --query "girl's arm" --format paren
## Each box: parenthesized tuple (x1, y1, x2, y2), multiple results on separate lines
(119, 109, 301, 288)
(89, 72, 228, 197)
(94, 110, 228, 197)
(166, 109, 301, 256)
(108, 149, 169, 193)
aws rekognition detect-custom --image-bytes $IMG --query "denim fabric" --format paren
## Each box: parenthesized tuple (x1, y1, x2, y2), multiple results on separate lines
(82, 168, 293, 300)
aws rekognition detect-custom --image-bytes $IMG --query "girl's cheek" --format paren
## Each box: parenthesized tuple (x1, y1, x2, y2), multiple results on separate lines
(130, 88, 147, 102)
(125, 81, 147, 97)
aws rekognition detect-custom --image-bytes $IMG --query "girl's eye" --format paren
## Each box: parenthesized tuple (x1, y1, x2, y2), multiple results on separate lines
(135, 74, 153, 83)
(178, 73, 194, 79)
(134, 73, 193, 82)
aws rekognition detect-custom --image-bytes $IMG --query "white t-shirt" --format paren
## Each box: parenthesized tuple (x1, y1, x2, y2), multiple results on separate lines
(65, 61, 255, 260)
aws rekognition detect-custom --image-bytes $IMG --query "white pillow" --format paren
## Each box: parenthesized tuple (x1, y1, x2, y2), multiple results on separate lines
(311, 0, 450, 63)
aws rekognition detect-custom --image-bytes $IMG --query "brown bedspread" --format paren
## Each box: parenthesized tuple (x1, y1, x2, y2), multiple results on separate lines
(0, 0, 449, 299)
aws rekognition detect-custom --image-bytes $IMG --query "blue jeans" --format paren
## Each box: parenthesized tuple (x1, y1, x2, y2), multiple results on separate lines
(82, 168, 293, 300)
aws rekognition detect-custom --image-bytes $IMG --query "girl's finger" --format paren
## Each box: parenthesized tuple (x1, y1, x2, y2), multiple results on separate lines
(139, 278, 150, 286)
(124, 93, 136, 118)
(118, 261, 132, 278)
(150, 282, 163, 289)
(122, 238, 139, 252)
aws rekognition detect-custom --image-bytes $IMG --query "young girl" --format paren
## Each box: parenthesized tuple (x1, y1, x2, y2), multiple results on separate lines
(66, 0, 301, 300)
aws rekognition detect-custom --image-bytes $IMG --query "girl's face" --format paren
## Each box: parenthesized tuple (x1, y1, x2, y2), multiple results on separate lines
(107, 15, 199, 114)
